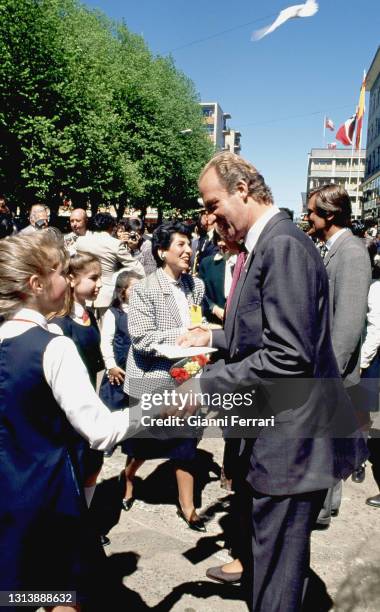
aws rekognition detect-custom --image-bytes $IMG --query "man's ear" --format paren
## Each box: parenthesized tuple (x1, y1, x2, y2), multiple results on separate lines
(28, 274, 44, 295)
(236, 180, 249, 202)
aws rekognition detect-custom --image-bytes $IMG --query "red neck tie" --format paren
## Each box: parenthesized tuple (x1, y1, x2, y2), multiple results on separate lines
(225, 250, 247, 312)
(82, 310, 90, 324)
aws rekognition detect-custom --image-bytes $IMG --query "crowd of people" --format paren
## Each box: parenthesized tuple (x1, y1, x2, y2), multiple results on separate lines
(0, 151, 380, 612)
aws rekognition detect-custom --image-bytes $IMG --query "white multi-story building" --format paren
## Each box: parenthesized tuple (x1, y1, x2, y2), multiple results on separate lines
(224, 129, 241, 155)
(200, 102, 241, 153)
(305, 148, 365, 218)
(362, 47, 380, 220)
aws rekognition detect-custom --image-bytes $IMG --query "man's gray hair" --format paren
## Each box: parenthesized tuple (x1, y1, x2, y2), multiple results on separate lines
(200, 151, 273, 205)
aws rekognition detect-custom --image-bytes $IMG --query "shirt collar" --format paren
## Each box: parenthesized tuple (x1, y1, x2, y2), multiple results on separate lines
(162, 269, 183, 287)
(13, 307, 48, 330)
(325, 227, 349, 250)
(72, 301, 85, 318)
(245, 206, 281, 254)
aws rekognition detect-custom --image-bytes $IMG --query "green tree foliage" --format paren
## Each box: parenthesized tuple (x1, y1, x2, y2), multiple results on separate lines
(0, 0, 213, 217)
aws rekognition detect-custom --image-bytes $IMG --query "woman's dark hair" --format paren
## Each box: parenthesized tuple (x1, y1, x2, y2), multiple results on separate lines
(125, 217, 145, 234)
(92, 212, 116, 232)
(151, 221, 192, 267)
(351, 220, 366, 238)
(0, 213, 16, 239)
(111, 270, 142, 309)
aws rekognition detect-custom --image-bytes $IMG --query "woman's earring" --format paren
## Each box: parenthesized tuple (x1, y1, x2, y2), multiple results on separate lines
(161, 253, 166, 260)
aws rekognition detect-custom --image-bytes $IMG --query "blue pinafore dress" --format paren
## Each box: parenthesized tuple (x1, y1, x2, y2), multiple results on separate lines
(0, 327, 104, 606)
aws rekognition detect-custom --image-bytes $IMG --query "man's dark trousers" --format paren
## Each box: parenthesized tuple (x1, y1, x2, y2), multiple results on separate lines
(250, 489, 327, 612)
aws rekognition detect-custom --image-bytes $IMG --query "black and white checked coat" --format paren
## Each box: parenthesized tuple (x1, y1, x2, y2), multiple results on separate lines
(124, 268, 204, 399)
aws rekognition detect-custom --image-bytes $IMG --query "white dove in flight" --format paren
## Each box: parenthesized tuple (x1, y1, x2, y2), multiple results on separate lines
(252, 0, 319, 41)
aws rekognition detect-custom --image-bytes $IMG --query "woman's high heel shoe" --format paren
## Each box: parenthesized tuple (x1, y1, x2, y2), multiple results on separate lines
(176, 505, 206, 532)
(122, 497, 135, 511)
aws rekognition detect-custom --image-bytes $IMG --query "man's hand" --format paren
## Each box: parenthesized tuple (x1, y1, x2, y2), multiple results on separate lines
(212, 305, 224, 321)
(176, 325, 211, 348)
(162, 378, 201, 419)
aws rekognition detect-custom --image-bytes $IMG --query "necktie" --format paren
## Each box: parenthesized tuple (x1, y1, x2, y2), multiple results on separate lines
(82, 310, 90, 325)
(225, 249, 247, 311)
(319, 243, 328, 260)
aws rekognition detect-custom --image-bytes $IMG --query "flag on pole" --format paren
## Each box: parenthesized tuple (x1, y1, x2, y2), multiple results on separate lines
(355, 72, 366, 150)
(325, 117, 335, 131)
(328, 142, 337, 150)
(336, 114, 357, 146)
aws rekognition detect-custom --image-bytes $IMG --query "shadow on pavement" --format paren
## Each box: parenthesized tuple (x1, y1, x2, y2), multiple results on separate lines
(88, 551, 248, 611)
(302, 569, 333, 611)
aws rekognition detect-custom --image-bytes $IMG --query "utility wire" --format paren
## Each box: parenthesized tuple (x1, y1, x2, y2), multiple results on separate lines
(167, 13, 276, 53)
(239, 104, 355, 128)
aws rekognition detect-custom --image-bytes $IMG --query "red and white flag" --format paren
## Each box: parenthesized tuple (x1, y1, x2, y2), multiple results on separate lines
(336, 114, 357, 146)
(325, 117, 335, 131)
(328, 142, 337, 150)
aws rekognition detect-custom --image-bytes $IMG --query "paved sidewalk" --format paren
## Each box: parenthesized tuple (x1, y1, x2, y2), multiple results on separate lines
(96, 438, 380, 611)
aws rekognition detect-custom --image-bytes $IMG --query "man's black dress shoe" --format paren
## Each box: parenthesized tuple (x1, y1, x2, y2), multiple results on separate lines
(100, 535, 110, 546)
(122, 497, 135, 511)
(206, 565, 242, 584)
(352, 465, 366, 483)
(313, 522, 330, 531)
(176, 505, 206, 532)
(366, 493, 380, 508)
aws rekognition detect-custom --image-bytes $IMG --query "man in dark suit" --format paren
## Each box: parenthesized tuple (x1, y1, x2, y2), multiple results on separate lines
(178, 152, 367, 611)
(191, 210, 219, 274)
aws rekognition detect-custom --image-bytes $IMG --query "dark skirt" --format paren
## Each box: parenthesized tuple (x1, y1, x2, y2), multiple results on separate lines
(121, 437, 197, 461)
(120, 396, 197, 460)
(99, 371, 128, 411)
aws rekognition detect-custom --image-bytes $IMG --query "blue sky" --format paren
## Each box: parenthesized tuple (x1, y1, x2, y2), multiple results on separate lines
(84, 0, 380, 214)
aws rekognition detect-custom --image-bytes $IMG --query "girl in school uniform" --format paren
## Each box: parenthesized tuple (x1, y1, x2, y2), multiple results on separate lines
(0, 231, 136, 612)
(49, 252, 106, 535)
(99, 270, 141, 412)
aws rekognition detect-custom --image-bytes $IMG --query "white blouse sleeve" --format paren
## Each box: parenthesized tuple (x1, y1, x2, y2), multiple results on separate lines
(100, 309, 117, 369)
(361, 281, 380, 369)
(43, 336, 140, 450)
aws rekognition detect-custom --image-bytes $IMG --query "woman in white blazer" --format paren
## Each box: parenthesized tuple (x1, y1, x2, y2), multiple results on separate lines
(124, 221, 206, 531)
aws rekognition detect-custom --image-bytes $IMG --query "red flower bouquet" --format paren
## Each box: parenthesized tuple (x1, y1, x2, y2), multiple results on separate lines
(170, 354, 210, 385)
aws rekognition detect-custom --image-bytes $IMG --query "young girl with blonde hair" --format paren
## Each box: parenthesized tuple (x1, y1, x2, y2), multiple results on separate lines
(50, 251, 107, 542)
(0, 232, 134, 611)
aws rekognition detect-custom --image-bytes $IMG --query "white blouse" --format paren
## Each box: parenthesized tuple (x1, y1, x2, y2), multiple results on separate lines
(100, 304, 128, 370)
(0, 308, 141, 450)
(361, 281, 380, 369)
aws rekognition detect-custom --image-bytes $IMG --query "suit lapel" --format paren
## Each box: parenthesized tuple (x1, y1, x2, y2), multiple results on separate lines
(156, 269, 183, 327)
(323, 230, 352, 267)
(224, 212, 288, 340)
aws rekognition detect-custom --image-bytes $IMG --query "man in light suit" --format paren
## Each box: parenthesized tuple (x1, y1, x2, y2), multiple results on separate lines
(76, 212, 144, 317)
(307, 185, 371, 525)
(178, 153, 367, 611)
(19, 203, 49, 235)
